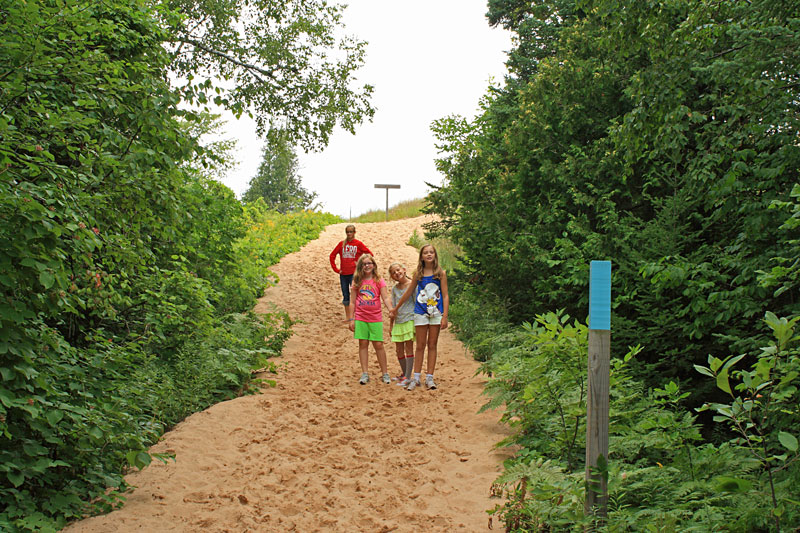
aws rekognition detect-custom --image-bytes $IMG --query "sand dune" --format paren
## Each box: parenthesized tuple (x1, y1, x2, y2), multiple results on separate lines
(66, 215, 508, 532)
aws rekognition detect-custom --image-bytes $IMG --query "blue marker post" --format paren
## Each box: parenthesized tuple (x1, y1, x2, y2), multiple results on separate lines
(585, 260, 611, 523)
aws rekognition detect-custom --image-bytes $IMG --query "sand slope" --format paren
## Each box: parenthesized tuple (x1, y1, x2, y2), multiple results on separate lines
(66, 216, 508, 532)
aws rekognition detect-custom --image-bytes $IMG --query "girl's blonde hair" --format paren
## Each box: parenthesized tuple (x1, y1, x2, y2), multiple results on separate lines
(414, 244, 444, 280)
(353, 254, 382, 292)
(388, 262, 411, 282)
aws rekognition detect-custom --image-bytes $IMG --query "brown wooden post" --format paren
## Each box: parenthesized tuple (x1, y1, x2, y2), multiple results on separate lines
(586, 329, 610, 518)
(585, 260, 611, 524)
(374, 184, 400, 221)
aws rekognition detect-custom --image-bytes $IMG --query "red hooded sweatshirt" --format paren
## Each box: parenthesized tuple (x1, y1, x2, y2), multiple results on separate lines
(329, 239, 372, 275)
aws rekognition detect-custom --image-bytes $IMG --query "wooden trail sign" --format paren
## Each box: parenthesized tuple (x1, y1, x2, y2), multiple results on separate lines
(374, 184, 400, 221)
(585, 260, 611, 523)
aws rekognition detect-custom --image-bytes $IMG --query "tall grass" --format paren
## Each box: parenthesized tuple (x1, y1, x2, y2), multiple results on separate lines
(349, 196, 463, 273)
(407, 229, 463, 274)
(351, 198, 427, 223)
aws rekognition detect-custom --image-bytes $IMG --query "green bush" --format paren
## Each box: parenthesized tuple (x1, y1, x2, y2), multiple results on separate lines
(446, 282, 514, 362)
(238, 199, 341, 275)
(0, 0, 362, 529)
(0, 5, 338, 523)
(427, 0, 800, 399)
(0, 309, 293, 531)
(450, 291, 800, 531)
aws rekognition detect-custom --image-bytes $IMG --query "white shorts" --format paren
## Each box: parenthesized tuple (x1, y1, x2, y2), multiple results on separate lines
(414, 313, 442, 326)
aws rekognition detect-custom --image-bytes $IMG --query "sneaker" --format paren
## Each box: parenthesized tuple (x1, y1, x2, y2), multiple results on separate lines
(406, 379, 420, 391)
(397, 377, 409, 387)
(359, 372, 369, 385)
(382, 373, 391, 384)
(425, 375, 437, 390)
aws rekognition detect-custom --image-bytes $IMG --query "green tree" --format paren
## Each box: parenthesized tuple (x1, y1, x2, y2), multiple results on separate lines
(164, 0, 375, 150)
(0, 0, 372, 528)
(242, 130, 317, 213)
(430, 1, 800, 530)
(429, 0, 800, 393)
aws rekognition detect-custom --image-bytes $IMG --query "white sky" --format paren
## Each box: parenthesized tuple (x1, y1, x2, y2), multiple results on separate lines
(217, 0, 511, 219)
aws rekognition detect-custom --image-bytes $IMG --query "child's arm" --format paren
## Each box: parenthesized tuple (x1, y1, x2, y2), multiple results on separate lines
(380, 284, 393, 315)
(347, 285, 357, 331)
(389, 290, 397, 329)
(329, 244, 341, 273)
(390, 274, 417, 318)
(440, 270, 449, 330)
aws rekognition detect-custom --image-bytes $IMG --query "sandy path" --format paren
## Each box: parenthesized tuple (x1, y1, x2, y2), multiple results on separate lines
(66, 216, 508, 532)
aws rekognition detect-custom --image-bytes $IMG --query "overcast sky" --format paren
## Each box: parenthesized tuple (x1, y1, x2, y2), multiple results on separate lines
(217, 1, 511, 219)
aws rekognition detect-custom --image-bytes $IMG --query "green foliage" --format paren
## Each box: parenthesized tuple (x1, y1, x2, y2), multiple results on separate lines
(450, 287, 799, 530)
(0, 311, 292, 532)
(479, 311, 640, 472)
(177, 177, 252, 314)
(237, 202, 341, 274)
(442, 282, 514, 362)
(407, 231, 463, 276)
(428, 0, 800, 397)
(164, 0, 375, 150)
(760, 183, 800, 303)
(242, 130, 318, 213)
(431, 0, 800, 529)
(351, 198, 427, 223)
(696, 312, 800, 530)
(0, 0, 359, 529)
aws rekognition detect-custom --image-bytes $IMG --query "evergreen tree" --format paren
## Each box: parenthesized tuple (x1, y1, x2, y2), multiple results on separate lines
(242, 131, 317, 213)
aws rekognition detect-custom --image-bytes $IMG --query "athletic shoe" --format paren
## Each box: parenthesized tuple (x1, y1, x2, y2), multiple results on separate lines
(359, 372, 369, 385)
(382, 373, 391, 384)
(406, 379, 420, 391)
(425, 375, 437, 390)
(397, 377, 409, 387)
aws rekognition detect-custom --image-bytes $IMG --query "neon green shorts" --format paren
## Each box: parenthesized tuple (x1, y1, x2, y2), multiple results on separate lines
(391, 320, 415, 342)
(354, 320, 383, 341)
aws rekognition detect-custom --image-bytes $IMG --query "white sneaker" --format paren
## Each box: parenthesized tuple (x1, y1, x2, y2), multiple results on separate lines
(359, 372, 369, 385)
(406, 379, 420, 391)
(425, 375, 437, 390)
(381, 373, 391, 384)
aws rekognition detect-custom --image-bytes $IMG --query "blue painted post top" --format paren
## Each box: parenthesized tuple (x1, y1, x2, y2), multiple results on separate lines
(589, 260, 612, 330)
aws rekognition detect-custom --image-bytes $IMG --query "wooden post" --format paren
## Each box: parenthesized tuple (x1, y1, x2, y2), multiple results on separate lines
(373, 184, 400, 221)
(585, 260, 611, 524)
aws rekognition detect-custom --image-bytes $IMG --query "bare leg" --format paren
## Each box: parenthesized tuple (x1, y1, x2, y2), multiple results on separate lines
(403, 339, 414, 357)
(413, 325, 428, 374)
(395, 342, 406, 375)
(373, 341, 388, 374)
(425, 325, 441, 375)
(358, 339, 370, 373)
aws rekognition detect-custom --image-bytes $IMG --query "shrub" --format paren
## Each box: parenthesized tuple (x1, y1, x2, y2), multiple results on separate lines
(450, 286, 800, 531)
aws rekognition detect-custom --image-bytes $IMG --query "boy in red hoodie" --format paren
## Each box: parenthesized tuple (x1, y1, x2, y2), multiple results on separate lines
(329, 224, 372, 320)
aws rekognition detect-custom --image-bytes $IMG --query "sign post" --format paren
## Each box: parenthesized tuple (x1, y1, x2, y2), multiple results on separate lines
(374, 184, 400, 221)
(585, 260, 611, 525)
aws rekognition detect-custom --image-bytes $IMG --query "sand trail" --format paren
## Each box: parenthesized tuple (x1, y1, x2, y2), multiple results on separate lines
(66, 216, 507, 532)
